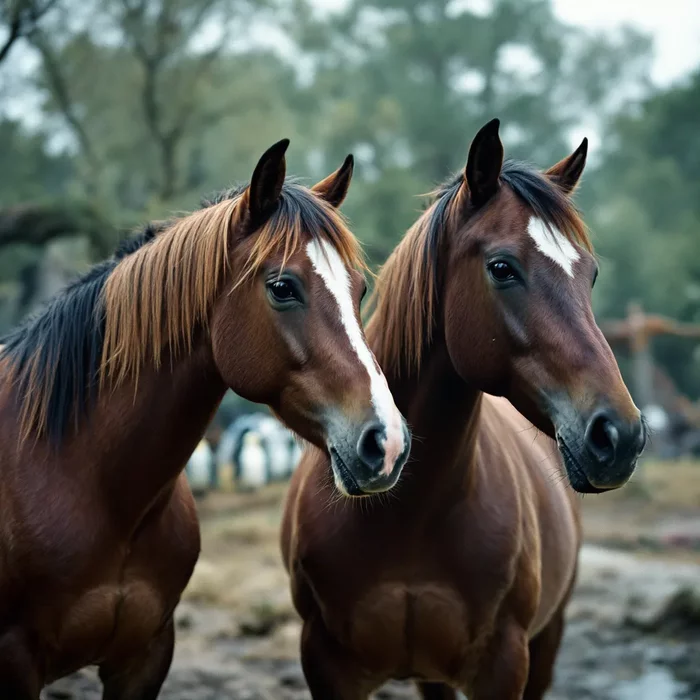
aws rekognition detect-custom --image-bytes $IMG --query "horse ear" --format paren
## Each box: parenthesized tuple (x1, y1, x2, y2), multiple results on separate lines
(546, 138, 588, 195)
(312, 154, 354, 208)
(247, 138, 289, 224)
(464, 118, 503, 207)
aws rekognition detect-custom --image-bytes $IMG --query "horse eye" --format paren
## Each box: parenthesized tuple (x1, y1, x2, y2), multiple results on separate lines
(267, 279, 299, 305)
(488, 260, 516, 283)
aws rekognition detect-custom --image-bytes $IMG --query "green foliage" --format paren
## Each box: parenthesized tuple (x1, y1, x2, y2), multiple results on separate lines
(582, 69, 700, 398)
(0, 119, 73, 202)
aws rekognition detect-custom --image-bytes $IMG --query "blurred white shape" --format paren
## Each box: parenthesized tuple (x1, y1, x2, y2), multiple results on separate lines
(186, 439, 213, 496)
(290, 439, 303, 472)
(259, 417, 293, 481)
(238, 432, 268, 491)
(643, 404, 668, 433)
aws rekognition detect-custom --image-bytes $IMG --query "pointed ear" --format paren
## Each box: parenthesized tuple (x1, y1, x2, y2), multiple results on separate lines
(464, 118, 503, 207)
(546, 138, 588, 195)
(312, 154, 354, 208)
(248, 138, 289, 224)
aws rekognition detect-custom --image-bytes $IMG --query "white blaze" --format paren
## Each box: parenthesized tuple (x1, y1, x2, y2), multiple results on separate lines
(306, 239, 405, 474)
(527, 217, 580, 278)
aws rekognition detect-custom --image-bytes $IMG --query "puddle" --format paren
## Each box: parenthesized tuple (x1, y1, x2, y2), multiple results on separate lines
(616, 667, 686, 700)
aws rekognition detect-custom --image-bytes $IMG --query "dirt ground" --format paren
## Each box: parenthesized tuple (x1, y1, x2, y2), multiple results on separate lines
(45, 461, 700, 699)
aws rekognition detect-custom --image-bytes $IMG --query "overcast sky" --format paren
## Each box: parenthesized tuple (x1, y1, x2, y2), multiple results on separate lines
(554, 0, 700, 87)
(312, 0, 700, 88)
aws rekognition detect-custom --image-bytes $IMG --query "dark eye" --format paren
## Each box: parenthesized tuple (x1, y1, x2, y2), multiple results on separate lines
(267, 279, 300, 306)
(488, 260, 517, 284)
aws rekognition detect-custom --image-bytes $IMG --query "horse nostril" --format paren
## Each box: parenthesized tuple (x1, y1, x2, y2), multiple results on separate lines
(357, 423, 386, 471)
(586, 411, 619, 465)
(639, 419, 649, 451)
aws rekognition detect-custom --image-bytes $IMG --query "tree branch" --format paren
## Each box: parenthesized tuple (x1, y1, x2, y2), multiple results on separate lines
(168, 33, 229, 138)
(30, 26, 101, 194)
(0, 202, 116, 256)
(0, 0, 60, 64)
(0, 14, 22, 64)
(117, 0, 234, 201)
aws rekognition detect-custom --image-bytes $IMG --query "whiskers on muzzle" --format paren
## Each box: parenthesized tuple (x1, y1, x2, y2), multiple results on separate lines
(328, 415, 411, 496)
(555, 404, 646, 494)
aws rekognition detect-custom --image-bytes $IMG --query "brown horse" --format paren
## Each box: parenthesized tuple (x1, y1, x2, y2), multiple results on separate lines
(0, 139, 410, 699)
(282, 120, 646, 699)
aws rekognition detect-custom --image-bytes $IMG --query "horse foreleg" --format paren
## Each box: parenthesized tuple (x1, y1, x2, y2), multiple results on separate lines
(470, 621, 529, 700)
(99, 617, 174, 700)
(0, 630, 41, 699)
(522, 607, 565, 700)
(416, 681, 459, 699)
(300, 615, 378, 700)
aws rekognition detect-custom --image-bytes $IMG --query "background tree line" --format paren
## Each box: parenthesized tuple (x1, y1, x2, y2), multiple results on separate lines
(0, 0, 698, 401)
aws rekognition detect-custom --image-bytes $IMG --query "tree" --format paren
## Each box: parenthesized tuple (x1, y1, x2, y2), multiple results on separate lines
(0, 0, 58, 64)
(29, 0, 287, 211)
(582, 69, 700, 398)
(285, 0, 651, 262)
(0, 117, 73, 201)
(111, 0, 255, 201)
(0, 202, 115, 253)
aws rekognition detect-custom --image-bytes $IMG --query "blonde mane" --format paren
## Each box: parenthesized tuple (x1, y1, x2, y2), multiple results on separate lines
(101, 184, 365, 388)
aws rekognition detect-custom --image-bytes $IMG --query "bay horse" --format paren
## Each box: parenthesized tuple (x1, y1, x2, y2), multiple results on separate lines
(282, 120, 646, 699)
(0, 139, 410, 698)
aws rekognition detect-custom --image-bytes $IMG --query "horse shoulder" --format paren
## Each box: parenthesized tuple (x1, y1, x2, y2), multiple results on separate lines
(281, 446, 333, 620)
(280, 463, 301, 574)
(100, 474, 200, 661)
(480, 396, 580, 635)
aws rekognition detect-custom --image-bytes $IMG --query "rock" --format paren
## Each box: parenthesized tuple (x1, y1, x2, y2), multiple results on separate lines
(185, 559, 228, 604)
(626, 584, 700, 634)
(243, 620, 302, 661)
(175, 609, 194, 630)
(279, 665, 306, 689)
(175, 601, 239, 640)
(238, 600, 292, 637)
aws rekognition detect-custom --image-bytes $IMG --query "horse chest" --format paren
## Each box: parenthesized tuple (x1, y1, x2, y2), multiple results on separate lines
(303, 513, 521, 683)
(330, 580, 484, 681)
(100, 575, 169, 656)
(8, 480, 199, 681)
(40, 564, 169, 679)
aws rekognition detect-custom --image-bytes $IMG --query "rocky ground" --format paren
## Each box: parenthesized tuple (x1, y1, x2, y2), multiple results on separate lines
(45, 463, 700, 700)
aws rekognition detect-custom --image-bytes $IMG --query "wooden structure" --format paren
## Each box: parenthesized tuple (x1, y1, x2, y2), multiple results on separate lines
(601, 301, 700, 412)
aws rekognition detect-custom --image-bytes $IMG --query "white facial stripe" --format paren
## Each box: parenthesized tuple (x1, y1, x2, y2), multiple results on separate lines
(306, 239, 405, 473)
(527, 217, 580, 278)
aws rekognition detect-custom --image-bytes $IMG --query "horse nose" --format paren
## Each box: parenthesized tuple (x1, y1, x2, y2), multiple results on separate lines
(356, 421, 386, 472)
(585, 410, 620, 467)
(583, 408, 645, 489)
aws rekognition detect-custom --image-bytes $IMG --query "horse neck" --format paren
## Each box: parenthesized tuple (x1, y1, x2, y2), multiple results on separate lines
(63, 338, 225, 528)
(376, 328, 483, 499)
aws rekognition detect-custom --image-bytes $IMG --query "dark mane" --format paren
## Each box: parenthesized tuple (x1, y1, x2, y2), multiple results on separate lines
(368, 160, 590, 374)
(113, 223, 160, 259)
(0, 225, 156, 444)
(1, 181, 363, 445)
